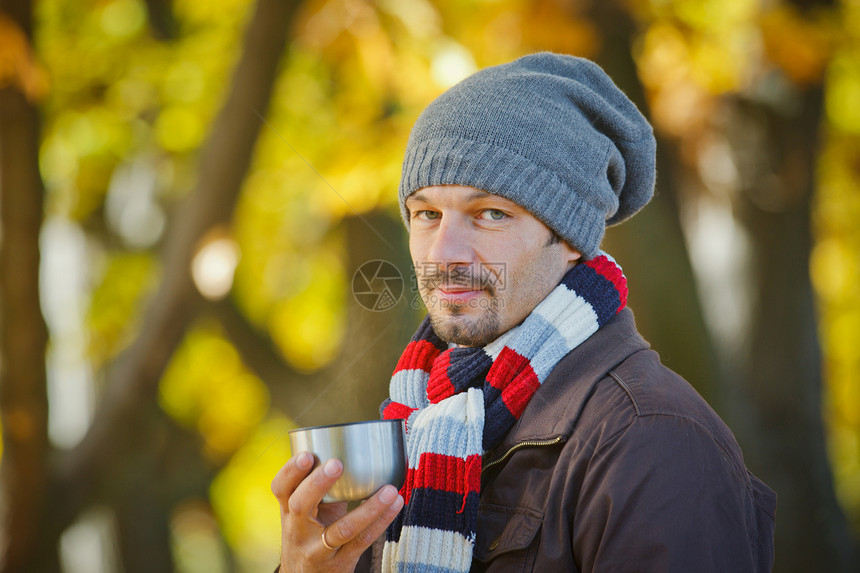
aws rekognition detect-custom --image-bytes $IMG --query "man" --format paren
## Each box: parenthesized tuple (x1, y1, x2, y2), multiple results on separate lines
(271, 52, 777, 572)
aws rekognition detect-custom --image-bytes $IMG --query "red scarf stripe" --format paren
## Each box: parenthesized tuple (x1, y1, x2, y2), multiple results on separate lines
(426, 351, 457, 404)
(499, 367, 541, 419)
(394, 339, 443, 374)
(485, 346, 529, 390)
(584, 255, 628, 311)
(383, 401, 417, 422)
(402, 452, 482, 504)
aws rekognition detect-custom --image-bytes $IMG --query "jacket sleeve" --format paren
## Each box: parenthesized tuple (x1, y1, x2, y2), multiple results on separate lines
(572, 414, 772, 572)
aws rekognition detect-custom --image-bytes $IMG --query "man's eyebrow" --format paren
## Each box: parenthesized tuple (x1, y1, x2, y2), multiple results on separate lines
(465, 189, 492, 201)
(406, 191, 428, 204)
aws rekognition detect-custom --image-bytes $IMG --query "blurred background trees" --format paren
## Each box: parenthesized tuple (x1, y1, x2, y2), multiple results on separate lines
(0, 0, 858, 571)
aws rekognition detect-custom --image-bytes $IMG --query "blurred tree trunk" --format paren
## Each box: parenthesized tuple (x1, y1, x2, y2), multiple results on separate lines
(0, 0, 303, 570)
(114, 440, 176, 573)
(0, 1, 54, 571)
(215, 209, 416, 427)
(587, 0, 722, 410)
(729, 88, 858, 572)
(54, 0, 301, 508)
(731, 5, 856, 571)
(297, 210, 415, 425)
(113, 413, 224, 573)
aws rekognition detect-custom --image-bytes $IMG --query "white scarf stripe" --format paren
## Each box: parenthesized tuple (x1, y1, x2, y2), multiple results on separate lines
(520, 323, 573, 381)
(533, 291, 599, 349)
(406, 390, 484, 468)
(390, 369, 431, 407)
(382, 527, 473, 573)
(405, 408, 421, 436)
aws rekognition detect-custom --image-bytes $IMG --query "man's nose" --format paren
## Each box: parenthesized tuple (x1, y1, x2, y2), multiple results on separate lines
(425, 217, 473, 266)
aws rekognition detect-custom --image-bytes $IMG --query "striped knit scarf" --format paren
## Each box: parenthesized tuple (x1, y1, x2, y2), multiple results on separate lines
(379, 252, 628, 572)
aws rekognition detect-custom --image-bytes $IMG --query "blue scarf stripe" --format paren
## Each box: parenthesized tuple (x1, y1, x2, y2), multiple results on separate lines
(399, 489, 480, 535)
(481, 403, 517, 451)
(562, 264, 621, 324)
(411, 317, 448, 349)
(481, 383, 503, 409)
(444, 348, 493, 393)
(388, 508, 405, 543)
(385, 492, 480, 545)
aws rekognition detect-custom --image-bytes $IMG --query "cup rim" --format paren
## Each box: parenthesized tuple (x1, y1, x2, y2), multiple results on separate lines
(288, 418, 405, 434)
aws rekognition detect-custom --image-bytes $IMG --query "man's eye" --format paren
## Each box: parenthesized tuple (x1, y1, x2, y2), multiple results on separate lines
(480, 209, 507, 221)
(413, 210, 440, 221)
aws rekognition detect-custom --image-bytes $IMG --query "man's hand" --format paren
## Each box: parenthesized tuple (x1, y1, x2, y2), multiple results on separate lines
(272, 451, 404, 572)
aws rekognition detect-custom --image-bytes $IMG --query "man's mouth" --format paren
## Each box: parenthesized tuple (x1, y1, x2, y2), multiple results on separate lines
(435, 286, 484, 305)
(417, 266, 499, 307)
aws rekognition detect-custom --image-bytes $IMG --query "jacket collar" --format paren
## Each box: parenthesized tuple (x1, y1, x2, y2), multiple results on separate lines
(487, 308, 648, 456)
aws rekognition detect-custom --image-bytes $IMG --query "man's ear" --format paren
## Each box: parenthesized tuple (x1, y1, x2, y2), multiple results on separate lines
(564, 243, 582, 265)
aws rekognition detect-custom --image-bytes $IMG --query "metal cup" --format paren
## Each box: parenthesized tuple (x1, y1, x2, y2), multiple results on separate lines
(288, 419, 407, 503)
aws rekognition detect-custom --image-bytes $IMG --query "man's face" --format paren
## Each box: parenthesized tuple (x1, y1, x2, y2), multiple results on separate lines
(406, 184, 581, 347)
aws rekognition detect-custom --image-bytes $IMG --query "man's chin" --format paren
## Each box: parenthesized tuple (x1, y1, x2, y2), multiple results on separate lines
(428, 313, 500, 347)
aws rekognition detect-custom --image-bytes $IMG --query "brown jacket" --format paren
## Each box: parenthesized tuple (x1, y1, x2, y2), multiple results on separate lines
(366, 309, 776, 572)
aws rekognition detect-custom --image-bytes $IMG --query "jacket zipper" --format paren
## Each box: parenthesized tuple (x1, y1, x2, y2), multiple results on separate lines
(482, 435, 565, 475)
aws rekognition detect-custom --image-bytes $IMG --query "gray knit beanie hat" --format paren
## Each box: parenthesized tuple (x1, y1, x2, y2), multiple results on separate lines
(399, 52, 656, 260)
